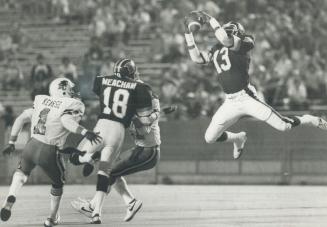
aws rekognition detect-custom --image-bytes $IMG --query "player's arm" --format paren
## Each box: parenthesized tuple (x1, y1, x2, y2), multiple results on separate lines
(60, 103, 102, 144)
(2, 108, 33, 155)
(184, 18, 210, 65)
(135, 86, 160, 126)
(203, 12, 255, 52)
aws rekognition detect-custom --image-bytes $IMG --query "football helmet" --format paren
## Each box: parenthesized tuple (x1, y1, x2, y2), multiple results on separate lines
(49, 78, 79, 98)
(222, 21, 245, 37)
(113, 58, 137, 80)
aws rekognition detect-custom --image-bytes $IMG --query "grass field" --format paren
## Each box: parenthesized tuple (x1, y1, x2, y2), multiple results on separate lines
(0, 185, 327, 227)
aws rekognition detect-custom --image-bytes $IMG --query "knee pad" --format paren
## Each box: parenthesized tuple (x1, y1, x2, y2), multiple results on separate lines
(51, 184, 63, 196)
(96, 174, 110, 193)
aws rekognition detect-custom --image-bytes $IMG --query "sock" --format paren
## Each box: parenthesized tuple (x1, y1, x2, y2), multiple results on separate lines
(114, 177, 134, 205)
(49, 186, 63, 220)
(92, 173, 110, 216)
(92, 191, 106, 216)
(50, 194, 62, 220)
(8, 171, 28, 197)
(288, 116, 301, 128)
(216, 131, 242, 143)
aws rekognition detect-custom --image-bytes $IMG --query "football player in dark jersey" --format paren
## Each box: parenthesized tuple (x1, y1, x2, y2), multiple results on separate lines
(184, 11, 327, 159)
(69, 58, 158, 224)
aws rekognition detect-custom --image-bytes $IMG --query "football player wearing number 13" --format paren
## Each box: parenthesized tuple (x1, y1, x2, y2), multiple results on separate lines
(71, 58, 155, 224)
(0, 78, 102, 227)
(184, 11, 327, 159)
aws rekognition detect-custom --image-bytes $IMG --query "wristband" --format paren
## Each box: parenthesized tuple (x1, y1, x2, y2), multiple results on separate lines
(9, 141, 15, 145)
(209, 17, 221, 30)
(81, 129, 88, 136)
(185, 33, 195, 46)
(76, 125, 88, 136)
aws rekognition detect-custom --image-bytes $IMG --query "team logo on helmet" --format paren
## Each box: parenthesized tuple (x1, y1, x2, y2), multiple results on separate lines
(49, 78, 79, 98)
(113, 58, 137, 80)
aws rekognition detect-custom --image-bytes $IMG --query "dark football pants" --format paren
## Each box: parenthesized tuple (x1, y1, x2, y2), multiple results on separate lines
(111, 145, 160, 179)
(18, 138, 65, 186)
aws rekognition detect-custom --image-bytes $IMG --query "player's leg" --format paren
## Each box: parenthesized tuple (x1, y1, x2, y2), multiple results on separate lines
(39, 145, 66, 226)
(114, 177, 143, 222)
(91, 121, 125, 223)
(109, 146, 160, 182)
(204, 100, 247, 159)
(243, 87, 322, 131)
(1, 140, 36, 222)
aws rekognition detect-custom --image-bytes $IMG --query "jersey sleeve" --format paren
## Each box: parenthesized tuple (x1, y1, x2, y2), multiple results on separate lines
(92, 76, 102, 96)
(238, 35, 255, 53)
(135, 84, 152, 110)
(62, 99, 85, 122)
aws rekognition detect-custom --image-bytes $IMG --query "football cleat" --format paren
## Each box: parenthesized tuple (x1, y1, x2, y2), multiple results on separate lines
(71, 199, 93, 218)
(124, 199, 143, 222)
(44, 214, 60, 227)
(318, 118, 327, 130)
(301, 114, 327, 130)
(90, 213, 101, 224)
(1, 195, 16, 221)
(233, 132, 247, 159)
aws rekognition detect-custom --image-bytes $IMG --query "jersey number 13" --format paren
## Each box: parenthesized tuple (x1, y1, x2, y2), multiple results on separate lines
(103, 87, 130, 118)
(213, 47, 231, 74)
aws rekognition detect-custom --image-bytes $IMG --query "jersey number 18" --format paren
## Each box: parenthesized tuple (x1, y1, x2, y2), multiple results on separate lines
(103, 87, 130, 118)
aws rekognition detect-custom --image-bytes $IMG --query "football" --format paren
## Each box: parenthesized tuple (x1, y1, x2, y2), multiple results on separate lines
(185, 11, 204, 33)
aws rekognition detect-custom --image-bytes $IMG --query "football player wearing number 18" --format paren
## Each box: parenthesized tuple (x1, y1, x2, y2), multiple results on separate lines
(184, 11, 327, 159)
(0, 78, 102, 227)
(70, 58, 154, 224)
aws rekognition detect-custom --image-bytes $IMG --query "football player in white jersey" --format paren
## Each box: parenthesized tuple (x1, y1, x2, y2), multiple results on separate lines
(184, 11, 327, 159)
(0, 78, 101, 227)
(69, 90, 177, 222)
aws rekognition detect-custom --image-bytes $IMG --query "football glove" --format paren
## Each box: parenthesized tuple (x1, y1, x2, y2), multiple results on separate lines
(2, 144, 15, 156)
(84, 131, 102, 145)
(162, 105, 178, 115)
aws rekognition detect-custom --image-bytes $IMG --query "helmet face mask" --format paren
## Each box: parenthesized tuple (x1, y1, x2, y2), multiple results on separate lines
(49, 78, 79, 99)
(113, 58, 137, 80)
(223, 21, 245, 38)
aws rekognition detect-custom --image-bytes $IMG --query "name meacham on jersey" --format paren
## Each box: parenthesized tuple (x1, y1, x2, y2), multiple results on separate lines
(101, 78, 137, 90)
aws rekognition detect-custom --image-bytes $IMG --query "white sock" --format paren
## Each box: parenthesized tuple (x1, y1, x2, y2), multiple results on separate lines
(92, 191, 106, 216)
(50, 194, 62, 220)
(8, 171, 27, 197)
(225, 131, 242, 143)
(114, 177, 134, 205)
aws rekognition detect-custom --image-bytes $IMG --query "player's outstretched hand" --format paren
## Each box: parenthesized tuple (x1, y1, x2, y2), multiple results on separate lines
(162, 105, 178, 115)
(2, 144, 15, 156)
(198, 10, 212, 24)
(84, 131, 102, 144)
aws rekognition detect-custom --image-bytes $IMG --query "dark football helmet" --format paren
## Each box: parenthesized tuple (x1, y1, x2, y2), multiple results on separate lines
(113, 58, 137, 80)
(222, 21, 245, 38)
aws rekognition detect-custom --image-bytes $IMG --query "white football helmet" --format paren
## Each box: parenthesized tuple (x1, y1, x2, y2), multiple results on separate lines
(49, 78, 78, 98)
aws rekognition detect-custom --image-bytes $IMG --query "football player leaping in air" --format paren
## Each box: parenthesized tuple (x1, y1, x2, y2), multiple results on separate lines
(65, 58, 158, 224)
(69, 88, 176, 222)
(0, 78, 102, 227)
(184, 11, 327, 159)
